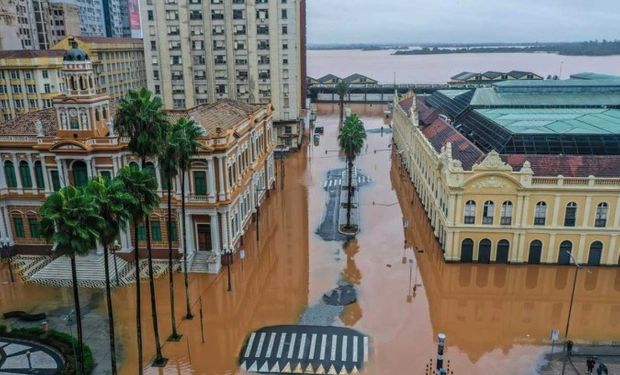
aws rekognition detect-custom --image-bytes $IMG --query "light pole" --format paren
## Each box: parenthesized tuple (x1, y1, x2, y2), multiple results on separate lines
(2, 238, 14, 283)
(561, 252, 585, 375)
(111, 240, 121, 286)
(225, 249, 233, 292)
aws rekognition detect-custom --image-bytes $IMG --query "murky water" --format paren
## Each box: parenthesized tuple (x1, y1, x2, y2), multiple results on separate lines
(1, 110, 619, 374)
(308, 49, 620, 83)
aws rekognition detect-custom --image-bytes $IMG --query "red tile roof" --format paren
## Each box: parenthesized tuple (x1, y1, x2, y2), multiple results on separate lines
(421, 118, 484, 170)
(417, 96, 439, 125)
(0, 108, 58, 136)
(503, 154, 620, 178)
(398, 96, 414, 113)
(0, 50, 65, 59)
(75, 36, 142, 44)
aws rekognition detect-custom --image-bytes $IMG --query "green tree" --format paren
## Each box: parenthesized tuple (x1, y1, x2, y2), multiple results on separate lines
(338, 113, 366, 231)
(40, 186, 103, 375)
(335, 80, 350, 127)
(115, 88, 168, 366)
(116, 166, 160, 372)
(174, 117, 203, 319)
(158, 124, 182, 340)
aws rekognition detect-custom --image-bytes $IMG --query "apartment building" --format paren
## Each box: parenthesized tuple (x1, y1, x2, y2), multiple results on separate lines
(141, 0, 306, 149)
(102, 0, 130, 37)
(49, 2, 81, 45)
(49, 0, 106, 36)
(0, 0, 22, 50)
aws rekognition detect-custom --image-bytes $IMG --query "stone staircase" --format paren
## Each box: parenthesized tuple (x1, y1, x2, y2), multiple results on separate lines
(189, 251, 221, 274)
(29, 253, 130, 288)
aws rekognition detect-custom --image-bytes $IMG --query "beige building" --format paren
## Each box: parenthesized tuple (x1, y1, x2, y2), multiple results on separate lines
(0, 42, 277, 275)
(140, 0, 306, 149)
(393, 86, 620, 266)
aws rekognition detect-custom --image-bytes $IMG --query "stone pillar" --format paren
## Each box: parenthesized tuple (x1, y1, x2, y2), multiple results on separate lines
(546, 233, 557, 264)
(2, 207, 13, 243)
(27, 154, 36, 189)
(85, 159, 93, 179)
(0, 158, 6, 190)
(56, 159, 65, 187)
(185, 212, 194, 253)
(12, 154, 22, 190)
(0, 206, 8, 240)
(220, 211, 229, 252)
(207, 158, 216, 203)
(606, 234, 617, 265)
(41, 157, 51, 194)
(218, 156, 226, 201)
(582, 195, 592, 227)
(576, 234, 586, 264)
(154, 161, 163, 193)
(210, 213, 220, 254)
(551, 194, 561, 226)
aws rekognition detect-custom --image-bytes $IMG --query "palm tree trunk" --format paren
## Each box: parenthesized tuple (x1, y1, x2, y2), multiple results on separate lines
(103, 245, 118, 375)
(167, 177, 180, 340)
(339, 95, 344, 127)
(70, 254, 85, 375)
(347, 158, 353, 228)
(181, 171, 193, 319)
(145, 215, 166, 365)
(133, 223, 143, 375)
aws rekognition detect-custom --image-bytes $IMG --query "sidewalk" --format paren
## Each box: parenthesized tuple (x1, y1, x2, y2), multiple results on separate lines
(540, 345, 620, 374)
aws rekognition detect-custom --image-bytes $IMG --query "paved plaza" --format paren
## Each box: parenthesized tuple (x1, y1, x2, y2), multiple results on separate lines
(0, 338, 62, 374)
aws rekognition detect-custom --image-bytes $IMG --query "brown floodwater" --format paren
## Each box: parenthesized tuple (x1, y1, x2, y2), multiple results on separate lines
(1, 110, 620, 375)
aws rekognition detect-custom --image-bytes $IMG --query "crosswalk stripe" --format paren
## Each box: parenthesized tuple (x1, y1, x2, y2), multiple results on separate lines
(276, 333, 286, 358)
(308, 333, 317, 360)
(330, 335, 337, 361)
(323, 181, 328, 188)
(287, 333, 297, 359)
(363, 336, 369, 362)
(265, 332, 276, 357)
(352, 336, 358, 362)
(244, 332, 256, 357)
(255, 332, 266, 357)
(342, 335, 348, 362)
(320, 334, 327, 360)
(298, 333, 307, 359)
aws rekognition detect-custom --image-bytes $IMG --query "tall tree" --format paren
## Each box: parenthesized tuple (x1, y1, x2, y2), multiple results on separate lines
(335, 80, 350, 127)
(40, 186, 103, 375)
(86, 176, 136, 375)
(338, 113, 366, 230)
(174, 117, 203, 320)
(158, 124, 182, 340)
(116, 88, 168, 366)
(116, 166, 160, 372)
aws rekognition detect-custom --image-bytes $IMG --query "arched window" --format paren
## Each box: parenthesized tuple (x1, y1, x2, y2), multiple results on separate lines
(102, 107, 108, 119)
(460, 238, 473, 263)
(34, 161, 44, 189)
(496, 240, 510, 263)
(500, 201, 513, 225)
(588, 241, 603, 266)
(72, 161, 88, 187)
(558, 240, 573, 265)
(528, 240, 542, 264)
(19, 161, 32, 188)
(95, 109, 100, 121)
(4, 161, 17, 188)
(478, 239, 491, 263)
(482, 201, 494, 224)
(464, 200, 476, 224)
(564, 202, 577, 227)
(534, 202, 547, 225)
(595, 203, 608, 228)
(129, 162, 139, 170)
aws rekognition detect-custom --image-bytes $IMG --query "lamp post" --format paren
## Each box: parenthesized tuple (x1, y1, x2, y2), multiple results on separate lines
(561, 252, 585, 375)
(110, 240, 121, 286)
(2, 238, 14, 283)
(225, 249, 233, 292)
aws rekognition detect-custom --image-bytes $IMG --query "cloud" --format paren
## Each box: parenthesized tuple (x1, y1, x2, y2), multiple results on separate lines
(307, 0, 620, 44)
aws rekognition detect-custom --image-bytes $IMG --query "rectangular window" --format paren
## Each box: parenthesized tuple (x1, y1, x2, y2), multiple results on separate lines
(51, 170, 61, 191)
(13, 217, 25, 238)
(169, 221, 177, 241)
(151, 221, 161, 241)
(137, 223, 146, 241)
(193, 171, 207, 195)
(29, 218, 40, 238)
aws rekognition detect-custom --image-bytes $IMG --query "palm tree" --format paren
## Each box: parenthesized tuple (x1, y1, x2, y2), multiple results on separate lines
(338, 113, 366, 231)
(335, 80, 350, 127)
(40, 186, 103, 375)
(174, 117, 203, 320)
(116, 166, 160, 372)
(116, 88, 168, 366)
(159, 124, 182, 340)
(86, 176, 136, 375)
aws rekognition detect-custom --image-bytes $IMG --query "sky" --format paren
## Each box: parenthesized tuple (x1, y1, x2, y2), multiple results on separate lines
(307, 0, 620, 45)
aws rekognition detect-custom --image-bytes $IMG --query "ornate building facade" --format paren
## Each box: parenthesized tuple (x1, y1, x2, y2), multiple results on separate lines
(393, 87, 620, 266)
(0, 41, 276, 274)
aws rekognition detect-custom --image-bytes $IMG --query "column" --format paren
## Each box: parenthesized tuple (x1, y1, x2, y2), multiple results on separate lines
(220, 211, 229, 252)
(0, 157, 6, 190)
(41, 156, 51, 194)
(606, 235, 617, 265)
(27, 154, 36, 189)
(217, 156, 225, 201)
(546, 233, 557, 264)
(12, 155, 22, 190)
(0, 206, 8, 240)
(207, 158, 216, 203)
(185, 212, 194, 253)
(154, 162, 162, 193)
(582, 195, 592, 227)
(576, 234, 586, 264)
(551, 194, 561, 226)
(209, 213, 220, 253)
(56, 159, 66, 187)
(2, 207, 13, 243)
(85, 158, 93, 179)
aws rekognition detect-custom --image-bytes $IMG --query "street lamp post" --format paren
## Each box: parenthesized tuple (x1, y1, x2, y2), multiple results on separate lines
(561, 252, 585, 375)
(111, 240, 121, 286)
(225, 249, 232, 292)
(2, 238, 15, 283)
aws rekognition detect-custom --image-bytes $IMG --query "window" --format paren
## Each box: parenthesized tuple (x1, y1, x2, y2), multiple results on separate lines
(4, 161, 17, 188)
(595, 202, 608, 227)
(588, 241, 603, 266)
(564, 202, 577, 227)
(29, 218, 40, 238)
(34, 161, 44, 189)
(44, 84, 50, 93)
(534, 201, 546, 225)
(460, 239, 474, 263)
(464, 200, 476, 224)
(144, 162, 157, 188)
(151, 220, 161, 241)
(137, 223, 146, 241)
(500, 201, 512, 225)
(193, 171, 207, 195)
(72, 161, 88, 187)
(528, 240, 542, 264)
(482, 200, 494, 224)
(19, 161, 32, 188)
(168, 221, 177, 241)
(51, 170, 61, 191)
(282, 25, 288, 34)
(13, 217, 25, 238)
(281, 9, 287, 18)
(42, 70, 48, 79)
(558, 241, 573, 265)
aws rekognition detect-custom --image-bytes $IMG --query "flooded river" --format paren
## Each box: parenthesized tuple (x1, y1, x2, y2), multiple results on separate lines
(1, 110, 619, 374)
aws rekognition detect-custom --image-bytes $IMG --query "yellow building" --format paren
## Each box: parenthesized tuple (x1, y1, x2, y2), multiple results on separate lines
(393, 85, 620, 267)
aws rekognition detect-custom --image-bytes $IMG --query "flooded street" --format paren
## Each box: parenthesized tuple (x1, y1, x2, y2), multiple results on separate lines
(1, 109, 620, 374)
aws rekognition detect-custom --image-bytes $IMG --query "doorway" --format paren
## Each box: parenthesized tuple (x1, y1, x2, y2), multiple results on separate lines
(196, 223, 212, 251)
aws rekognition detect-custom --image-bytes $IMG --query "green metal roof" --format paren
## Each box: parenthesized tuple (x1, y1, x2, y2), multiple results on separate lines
(475, 108, 620, 134)
(570, 72, 620, 80)
(436, 89, 471, 99)
(470, 87, 620, 107)
(494, 79, 620, 88)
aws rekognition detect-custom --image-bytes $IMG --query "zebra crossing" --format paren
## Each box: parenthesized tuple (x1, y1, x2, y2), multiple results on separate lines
(239, 325, 369, 374)
(323, 175, 372, 190)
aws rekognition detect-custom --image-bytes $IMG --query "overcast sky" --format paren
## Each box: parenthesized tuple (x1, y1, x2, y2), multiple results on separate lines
(307, 0, 620, 45)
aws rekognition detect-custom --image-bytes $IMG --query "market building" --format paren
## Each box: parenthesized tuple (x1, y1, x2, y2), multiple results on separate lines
(0, 41, 276, 275)
(392, 78, 620, 266)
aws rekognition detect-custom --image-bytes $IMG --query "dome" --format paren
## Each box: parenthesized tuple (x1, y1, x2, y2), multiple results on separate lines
(63, 40, 89, 62)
